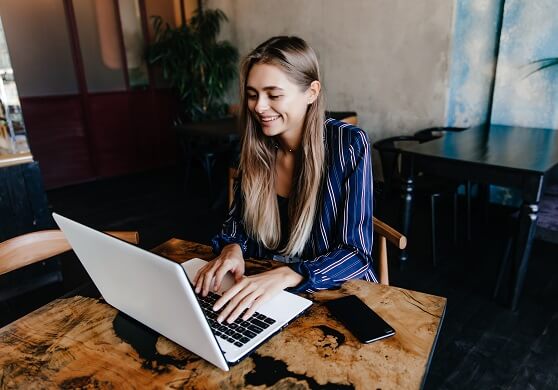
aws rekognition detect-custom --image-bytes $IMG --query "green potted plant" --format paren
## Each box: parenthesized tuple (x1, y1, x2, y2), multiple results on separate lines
(147, 8, 239, 124)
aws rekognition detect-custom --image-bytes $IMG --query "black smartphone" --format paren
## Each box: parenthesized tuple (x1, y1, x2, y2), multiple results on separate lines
(325, 295, 395, 344)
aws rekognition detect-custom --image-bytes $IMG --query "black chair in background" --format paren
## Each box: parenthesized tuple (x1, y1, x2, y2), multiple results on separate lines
(494, 183, 558, 304)
(414, 126, 472, 241)
(373, 135, 460, 266)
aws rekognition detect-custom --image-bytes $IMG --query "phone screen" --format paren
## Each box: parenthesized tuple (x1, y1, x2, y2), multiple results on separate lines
(325, 295, 395, 344)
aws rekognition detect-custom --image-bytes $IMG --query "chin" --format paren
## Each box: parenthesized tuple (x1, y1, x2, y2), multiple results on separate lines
(260, 123, 285, 138)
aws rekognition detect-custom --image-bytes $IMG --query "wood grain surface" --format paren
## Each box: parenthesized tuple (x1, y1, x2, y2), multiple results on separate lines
(0, 239, 446, 389)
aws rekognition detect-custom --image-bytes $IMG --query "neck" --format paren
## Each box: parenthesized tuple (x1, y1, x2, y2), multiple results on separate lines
(277, 142, 296, 153)
(275, 128, 303, 154)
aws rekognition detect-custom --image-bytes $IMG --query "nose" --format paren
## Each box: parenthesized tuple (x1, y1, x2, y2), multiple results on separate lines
(254, 96, 269, 114)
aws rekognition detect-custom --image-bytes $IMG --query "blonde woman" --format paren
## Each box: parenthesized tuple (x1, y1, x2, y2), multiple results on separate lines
(194, 36, 376, 324)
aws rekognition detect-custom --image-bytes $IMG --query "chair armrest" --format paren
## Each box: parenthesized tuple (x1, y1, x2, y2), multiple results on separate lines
(373, 217, 407, 250)
(0, 229, 140, 276)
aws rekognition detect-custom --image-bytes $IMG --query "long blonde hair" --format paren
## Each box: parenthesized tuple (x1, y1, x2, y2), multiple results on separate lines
(239, 36, 325, 257)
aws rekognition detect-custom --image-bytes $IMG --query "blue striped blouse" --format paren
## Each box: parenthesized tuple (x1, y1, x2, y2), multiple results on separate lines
(211, 118, 377, 292)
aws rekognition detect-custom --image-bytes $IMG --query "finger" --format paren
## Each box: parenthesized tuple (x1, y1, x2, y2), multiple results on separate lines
(213, 279, 247, 311)
(233, 267, 244, 282)
(213, 263, 234, 292)
(194, 264, 210, 292)
(196, 272, 209, 295)
(216, 283, 254, 323)
(242, 294, 267, 320)
(202, 264, 220, 296)
(193, 264, 206, 286)
(225, 291, 260, 323)
(219, 284, 259, 323)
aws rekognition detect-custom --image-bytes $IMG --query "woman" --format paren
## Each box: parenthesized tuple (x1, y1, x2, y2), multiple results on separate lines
(194, 36, 376, 323)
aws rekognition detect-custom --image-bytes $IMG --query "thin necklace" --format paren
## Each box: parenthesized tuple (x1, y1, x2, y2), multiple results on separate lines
(273, 142, 295, 153)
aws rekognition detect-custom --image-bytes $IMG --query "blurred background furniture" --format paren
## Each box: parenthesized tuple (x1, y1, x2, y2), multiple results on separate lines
(176, 118, 241, 208)
(325, 111, 358, 125)
(0, 161, 51, 241)
(494, 182, 558, 302)
(397, 124, 558, 309)
(413, 126, 472, 241)
(373, 135, 460, 267)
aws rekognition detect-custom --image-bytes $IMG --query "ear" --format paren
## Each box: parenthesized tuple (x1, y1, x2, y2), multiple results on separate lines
(307, 80, 321, 104)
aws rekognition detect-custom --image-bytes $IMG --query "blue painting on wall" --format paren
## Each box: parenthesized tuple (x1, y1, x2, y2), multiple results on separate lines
(446, 0, 503, 128)
(491, 0, 558, 129)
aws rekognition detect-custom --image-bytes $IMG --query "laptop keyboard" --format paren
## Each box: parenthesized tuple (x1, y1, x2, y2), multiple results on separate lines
(198, 292, 277, 348)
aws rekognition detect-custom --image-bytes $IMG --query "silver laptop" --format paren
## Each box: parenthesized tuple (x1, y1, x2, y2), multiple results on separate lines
(52, 213, 312, 371)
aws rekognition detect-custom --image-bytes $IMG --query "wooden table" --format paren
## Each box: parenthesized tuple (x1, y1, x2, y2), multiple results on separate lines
(398, 124, 558, 310)
(0, 239, 446, 389)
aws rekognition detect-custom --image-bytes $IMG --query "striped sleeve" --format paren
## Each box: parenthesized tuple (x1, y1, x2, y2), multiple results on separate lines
(211, 177, 250, 255)
(289, 128, 375, 292)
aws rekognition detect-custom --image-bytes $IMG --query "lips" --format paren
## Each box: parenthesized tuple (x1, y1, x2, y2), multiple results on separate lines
(260, 115, 280, 123)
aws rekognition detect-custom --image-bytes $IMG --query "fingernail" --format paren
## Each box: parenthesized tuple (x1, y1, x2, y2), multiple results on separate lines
(217, 317, 223, 323)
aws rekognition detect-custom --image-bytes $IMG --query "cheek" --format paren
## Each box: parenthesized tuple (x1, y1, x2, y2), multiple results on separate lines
(247, 100, 256, 112)
(280, 97, 307, 118)
(287, 99, 309, 120)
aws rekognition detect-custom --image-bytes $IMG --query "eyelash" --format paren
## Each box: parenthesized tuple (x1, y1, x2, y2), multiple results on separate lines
(247, 94, 282, 100)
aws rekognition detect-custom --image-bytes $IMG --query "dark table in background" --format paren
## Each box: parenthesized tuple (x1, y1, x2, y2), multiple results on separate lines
(398, 124, 558, 310)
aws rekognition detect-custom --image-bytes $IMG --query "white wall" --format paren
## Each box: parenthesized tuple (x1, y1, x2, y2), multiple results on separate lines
(209, 0, 455, 142)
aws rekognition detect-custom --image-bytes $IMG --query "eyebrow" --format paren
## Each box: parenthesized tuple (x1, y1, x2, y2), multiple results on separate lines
(246, 86, 285, 92)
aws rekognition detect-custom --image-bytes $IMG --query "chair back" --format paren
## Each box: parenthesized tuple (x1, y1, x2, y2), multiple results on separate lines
(413, 126, 468, 143)
(0, 230, 139, 276)
(372, 135, 418, 193)
(326, 111, 358, 125)
(535, 190, 558, 244)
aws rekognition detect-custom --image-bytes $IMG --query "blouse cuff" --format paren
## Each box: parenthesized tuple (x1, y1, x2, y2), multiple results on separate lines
(211, 233, 248, 256)
(287, 262, 314, 292)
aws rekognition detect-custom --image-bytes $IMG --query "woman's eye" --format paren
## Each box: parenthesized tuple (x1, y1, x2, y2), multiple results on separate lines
(269, 95, 282, 100)
(247, 94, 257, 100)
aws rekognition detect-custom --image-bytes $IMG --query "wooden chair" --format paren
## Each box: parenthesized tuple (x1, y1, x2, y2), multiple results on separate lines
(227, 167, 406, 285)
(373, 217, 406, 285)
(325, 111, 358, 125)
(0, 230, 139, 276)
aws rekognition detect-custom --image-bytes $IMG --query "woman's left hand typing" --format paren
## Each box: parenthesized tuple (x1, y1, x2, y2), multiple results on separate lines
(213, 266, 303, 323)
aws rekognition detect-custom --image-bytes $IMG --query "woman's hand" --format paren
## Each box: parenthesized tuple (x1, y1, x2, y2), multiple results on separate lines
(193, 244, 244, 296)
(213, 266, 304, 323)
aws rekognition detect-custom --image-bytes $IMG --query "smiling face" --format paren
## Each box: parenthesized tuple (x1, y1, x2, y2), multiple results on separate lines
(246, 63, 314, 141)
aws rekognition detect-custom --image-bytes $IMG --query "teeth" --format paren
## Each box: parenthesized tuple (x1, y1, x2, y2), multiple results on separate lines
(261, 116, 279, 122)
